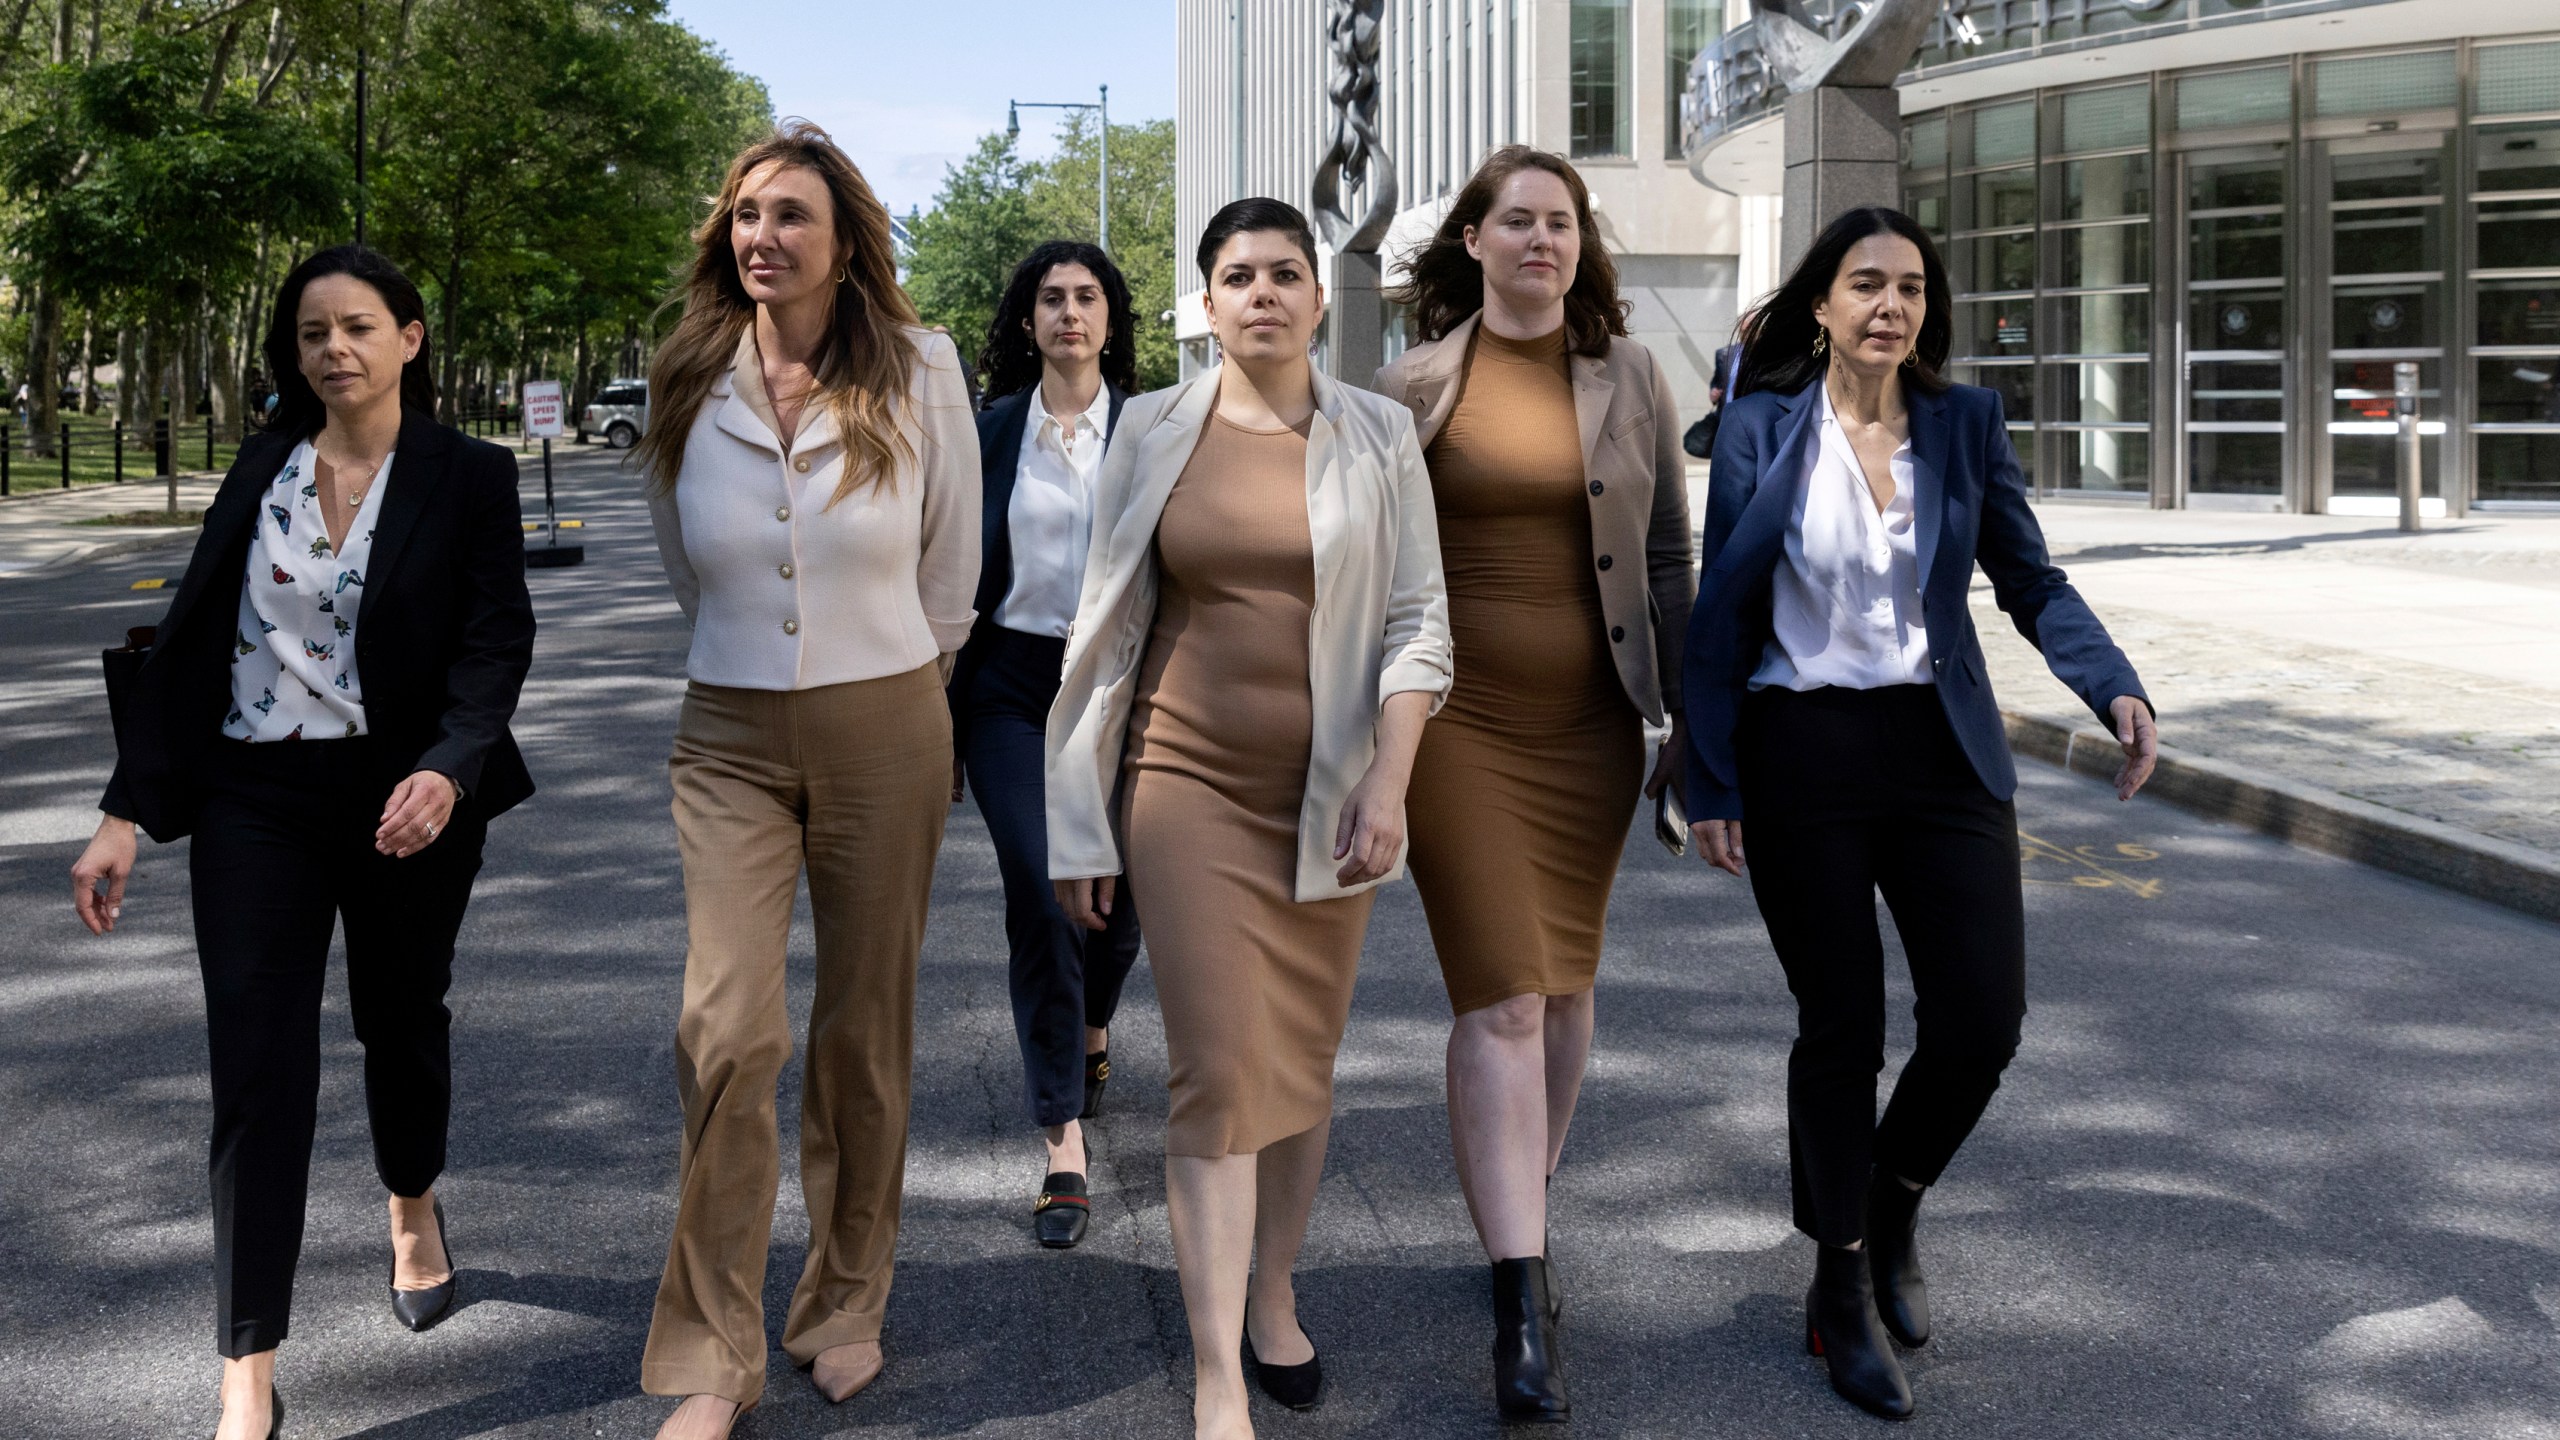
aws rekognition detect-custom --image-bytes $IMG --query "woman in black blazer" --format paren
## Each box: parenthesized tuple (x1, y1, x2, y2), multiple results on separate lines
(69, 245, 535, 1440)
(946, 240, 1140, 1249)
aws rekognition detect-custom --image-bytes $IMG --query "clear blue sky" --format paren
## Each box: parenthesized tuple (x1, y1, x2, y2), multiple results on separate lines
(662, 1, 1177, 220)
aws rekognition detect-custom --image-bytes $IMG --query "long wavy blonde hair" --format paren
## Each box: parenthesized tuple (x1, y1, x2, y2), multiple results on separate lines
(640, 120, 921, 506)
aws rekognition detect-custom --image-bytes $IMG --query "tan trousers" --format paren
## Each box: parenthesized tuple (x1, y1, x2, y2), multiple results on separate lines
(641, 664, 950, 1405)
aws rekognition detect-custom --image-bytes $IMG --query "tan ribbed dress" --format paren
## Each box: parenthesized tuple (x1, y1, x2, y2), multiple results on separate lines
(1407, 327, 1644, 1015)
(1123, 413, 1379, 1158)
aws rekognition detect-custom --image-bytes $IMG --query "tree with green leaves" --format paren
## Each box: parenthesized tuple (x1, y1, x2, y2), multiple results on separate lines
(906, 114, 1181, 394)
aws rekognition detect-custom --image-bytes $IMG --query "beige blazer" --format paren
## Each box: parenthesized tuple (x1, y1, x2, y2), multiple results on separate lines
(648, 326, 980, 689)
(1045, 364, 1455, 902)
(1375, 312, 1697, 724)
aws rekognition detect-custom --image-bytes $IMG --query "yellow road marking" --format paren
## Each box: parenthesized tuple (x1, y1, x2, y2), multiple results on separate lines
(2019, 831, 2164, 899)
(130, 578, 166, 590)
(520, 520, 585, 531)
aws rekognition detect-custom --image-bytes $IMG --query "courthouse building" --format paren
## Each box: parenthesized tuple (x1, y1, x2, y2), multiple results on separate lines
(1173, 1, 1761, 418)
(1687, 0, 2560, 514)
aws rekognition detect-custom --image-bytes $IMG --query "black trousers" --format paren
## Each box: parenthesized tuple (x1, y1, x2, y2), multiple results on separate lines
(1737, 684, 2026, 1248)
(961, 626, 1143, 1129)
(190, 738, 487, 1357)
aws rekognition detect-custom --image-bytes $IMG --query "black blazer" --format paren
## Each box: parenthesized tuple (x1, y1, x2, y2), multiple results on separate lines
(945, 381, 1127, 748)
(103, 410, 538, 842)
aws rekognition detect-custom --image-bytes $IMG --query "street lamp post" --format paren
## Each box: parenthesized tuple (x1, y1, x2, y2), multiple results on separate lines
(1007, 85, 1110, 253)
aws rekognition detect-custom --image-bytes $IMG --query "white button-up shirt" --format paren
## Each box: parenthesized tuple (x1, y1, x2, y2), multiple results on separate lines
(1751, 382, 1933, 692)
(225, 439, 390, 740)
(995, 383, 1110, 638)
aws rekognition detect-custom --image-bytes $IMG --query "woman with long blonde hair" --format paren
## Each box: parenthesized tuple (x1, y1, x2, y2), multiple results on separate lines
(634, 119, 980, 1440)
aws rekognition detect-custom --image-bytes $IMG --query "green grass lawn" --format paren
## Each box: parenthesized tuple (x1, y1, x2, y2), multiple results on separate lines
(1, 413, 248, 494)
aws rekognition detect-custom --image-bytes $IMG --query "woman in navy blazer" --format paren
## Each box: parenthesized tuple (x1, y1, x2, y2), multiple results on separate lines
(945, 241, 1140, 1250)
(1678, 208, 2157, 1421)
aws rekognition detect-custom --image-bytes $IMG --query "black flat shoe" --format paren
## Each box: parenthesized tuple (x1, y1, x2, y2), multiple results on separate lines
(210, 1386, 283, 1440)
(1244, 1326, 1322, 1410)
(1492, 1257, 1570, 1423)
(1079, 1049, 1110, 1120)
(389, 1198, 456, 1332)
(1806, 1244, 1914, 1421)
(1033, 1171, 1090, 1249)
(1865, 1173, 1932, 1348)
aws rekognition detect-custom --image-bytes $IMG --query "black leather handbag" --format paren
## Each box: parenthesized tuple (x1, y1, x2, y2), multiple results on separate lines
(102, 625, 155, 749)
(1682, 409, 1720, 460)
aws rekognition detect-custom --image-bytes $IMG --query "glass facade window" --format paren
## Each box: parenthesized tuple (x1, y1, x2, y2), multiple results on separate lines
(1665, 1, 1722, 160)
(2477, 40, 2560, 116)
(1891, 34, 2560, 510)
(1569, 0, 1631, 158)
(2177, 67, 2291, 132)
(2315, 51, 2458, 118)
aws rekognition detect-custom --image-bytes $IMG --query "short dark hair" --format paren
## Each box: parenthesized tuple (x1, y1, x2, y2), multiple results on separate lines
(259, 245, 439, 439)
(1195, 197, 1319, 284)
(1735, 207, 1951, 400)
(977, 241, 1140, 402)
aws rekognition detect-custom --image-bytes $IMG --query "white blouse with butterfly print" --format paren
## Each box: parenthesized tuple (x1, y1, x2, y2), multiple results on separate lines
(223, 439, 394, 742)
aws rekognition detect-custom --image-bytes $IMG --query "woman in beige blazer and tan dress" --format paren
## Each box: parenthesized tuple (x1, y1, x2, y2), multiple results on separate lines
(1048, 198, 1451, 1440)
(634, 122, 980, 1440)
(1374, 146, 1697, 1423)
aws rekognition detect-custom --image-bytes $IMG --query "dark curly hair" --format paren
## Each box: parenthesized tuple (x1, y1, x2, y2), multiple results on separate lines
(1385, 146, 1626, 358)
(1734, 206, 1951, 400)
(976, 241, 1138, 402)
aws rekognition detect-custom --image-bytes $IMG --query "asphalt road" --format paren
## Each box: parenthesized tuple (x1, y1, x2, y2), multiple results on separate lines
(3, 444, 2556, 1439)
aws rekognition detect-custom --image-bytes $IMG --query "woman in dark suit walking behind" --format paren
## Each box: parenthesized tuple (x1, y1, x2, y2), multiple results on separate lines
(1680, 207, 2157, 1421)
(947, 240, 1144, 1248)
(70, 245, 536, 1440)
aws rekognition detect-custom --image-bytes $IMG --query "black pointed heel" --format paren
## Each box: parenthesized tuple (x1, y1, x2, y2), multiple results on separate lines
(211, 1385, 283, 1440)
(1244, 1325, 1323, 1410)
(1033, 1171, 1090, 1249)
(1492, 1257, 1570, 1423)
(1079, 1049, 1110, 1120)
(389, 1198, 456, 1332)
(1806, 1244, 1914, 1421)
(1866, 1173, 1932, 1348)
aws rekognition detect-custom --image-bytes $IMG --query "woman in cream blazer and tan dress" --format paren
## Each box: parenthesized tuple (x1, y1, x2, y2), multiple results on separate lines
(1373, 147, 1696, 1423)
(1048, 198, 1451, 1440)
(635, 123, 979, 1440)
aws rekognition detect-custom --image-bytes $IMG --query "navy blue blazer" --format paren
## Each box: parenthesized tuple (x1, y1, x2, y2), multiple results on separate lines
(946, 381, 1128, 747)
(1678, 378, 2147, 822)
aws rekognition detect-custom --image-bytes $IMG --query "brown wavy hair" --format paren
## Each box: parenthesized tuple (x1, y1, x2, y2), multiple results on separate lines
(1386, 146, 1627, 357)
(639, 120, 921, 506)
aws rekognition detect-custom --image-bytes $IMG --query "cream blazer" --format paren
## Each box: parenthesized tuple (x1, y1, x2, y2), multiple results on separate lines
(1375, 312, 1697, 728)
(647, 326, 980, 690)
(1045, 364, 1454, 902)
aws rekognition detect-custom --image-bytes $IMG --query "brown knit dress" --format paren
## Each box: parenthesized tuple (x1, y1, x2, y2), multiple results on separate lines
(1406, 327, 1644, 1015)
(1122, 413, 1379, 1158)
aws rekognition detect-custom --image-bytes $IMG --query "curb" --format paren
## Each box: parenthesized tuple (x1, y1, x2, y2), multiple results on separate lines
(2004, 711, 2560, 926)
(0, 523, 203, 580)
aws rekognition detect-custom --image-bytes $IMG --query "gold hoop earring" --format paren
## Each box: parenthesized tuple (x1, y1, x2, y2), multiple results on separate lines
(835, 266, 850, 285)
(1903, 350, 1918, 369)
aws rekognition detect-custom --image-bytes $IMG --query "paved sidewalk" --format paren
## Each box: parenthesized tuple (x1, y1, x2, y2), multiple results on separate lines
(1982, 506, 2560, 856)
(0, 473, 223, 577)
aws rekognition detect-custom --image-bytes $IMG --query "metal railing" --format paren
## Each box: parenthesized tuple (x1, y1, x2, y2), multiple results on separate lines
(0, 414, 249, 498)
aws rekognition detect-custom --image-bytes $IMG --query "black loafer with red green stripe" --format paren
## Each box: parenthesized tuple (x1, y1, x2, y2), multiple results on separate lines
(1034, 1171, 1090, 1249)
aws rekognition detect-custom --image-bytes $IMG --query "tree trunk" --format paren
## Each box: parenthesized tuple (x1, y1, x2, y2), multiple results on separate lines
(201, 15, 244, 113)
(26, 284, 59, 458)
(77, 310, 96, 412)
(439, 254, 462, 423)
(208, 304, 239, 440)
(50, 0, 69, 64)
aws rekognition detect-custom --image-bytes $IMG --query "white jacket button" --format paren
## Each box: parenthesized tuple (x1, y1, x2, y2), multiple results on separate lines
(782, 619, 799, 635)
(776, 505, 791, 522)
(794, 458, 811, 473)
(779, 564, 795, 579)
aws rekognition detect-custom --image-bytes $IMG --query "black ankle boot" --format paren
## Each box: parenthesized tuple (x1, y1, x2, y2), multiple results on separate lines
(1805, 1244, 1914, 1421)
(1865, 1173, 1932, 1348)
(1491, 1257, 1570, 1423)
